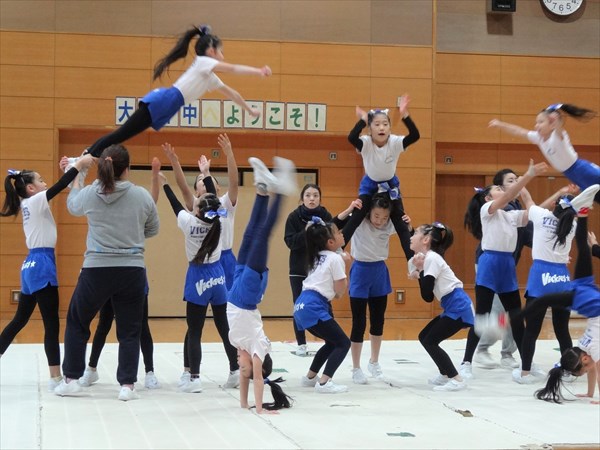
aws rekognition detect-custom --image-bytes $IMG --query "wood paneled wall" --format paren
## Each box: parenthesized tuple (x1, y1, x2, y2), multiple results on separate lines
(0, 31, 433, 319)
(1, 32, 598, 322)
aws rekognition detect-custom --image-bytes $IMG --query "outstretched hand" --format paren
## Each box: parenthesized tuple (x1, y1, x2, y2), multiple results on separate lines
(249, 106, 261, 118)
(589, 231, 598, 248)
(488, 119, 501, 128)
(162, 143, 178, 162)
(198, 155, 210, 176)
(260, 65, 272, 77)
(217, 133, 233, 156)
(525, 159, 548, 178)
(355, 106, 368, 122)
(151, 157, 161, 174)
(398, 94, 411, 117)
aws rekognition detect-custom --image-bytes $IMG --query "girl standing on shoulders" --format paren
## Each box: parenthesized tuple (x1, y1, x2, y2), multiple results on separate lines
(294, 218, 352, 394)
(459, 159, 547, 379)
(409, 222, 474, 392)
(227, 156, 297, 414)
(489, 103, 599, 204)
(343, 95, 420, 260)
(79, 25, 271, 159)
(0, 156, 94, 391)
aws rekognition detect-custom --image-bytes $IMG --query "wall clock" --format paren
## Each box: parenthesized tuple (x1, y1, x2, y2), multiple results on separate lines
(541, 0, 584, 16)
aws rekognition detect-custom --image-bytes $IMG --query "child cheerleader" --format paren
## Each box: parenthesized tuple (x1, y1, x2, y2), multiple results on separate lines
(409, 222, 475, 391)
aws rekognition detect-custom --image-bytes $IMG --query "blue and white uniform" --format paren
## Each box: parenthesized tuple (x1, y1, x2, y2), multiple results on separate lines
(20, 191, 58, 294)
(294, 250, 346, 330)
(218, 191, 237, 291)
(357, 135, 406, 196)
(177, 210, 226, 306)
(142, 56, 224, 130)
(476, 201, 527, 293)
(526, 205, 575, 298)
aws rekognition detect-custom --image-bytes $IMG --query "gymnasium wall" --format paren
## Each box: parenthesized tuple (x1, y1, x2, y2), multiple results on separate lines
(1, 0, 599, 321)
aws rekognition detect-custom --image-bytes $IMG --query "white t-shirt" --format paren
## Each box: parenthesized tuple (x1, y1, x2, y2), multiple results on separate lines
(21, 191, 56, 249)
(480, 201, 527, 252)
(359, 134, 406, 181)
(173, 56, 225, 104)
(350, 218, 395, 262)
(219, 192, 236, 251)
(302, 250, 346, 301)
(423, 251, 463, 300)
(177, 210, 222, 263)
(528, 204, 575, 263)
(527, 130, 578, 172)
(577, 317, 599, 363)
(227, 303, 271, 362)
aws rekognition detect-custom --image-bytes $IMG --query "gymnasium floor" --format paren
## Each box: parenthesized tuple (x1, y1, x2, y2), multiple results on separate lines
(1, 319, 598, 450)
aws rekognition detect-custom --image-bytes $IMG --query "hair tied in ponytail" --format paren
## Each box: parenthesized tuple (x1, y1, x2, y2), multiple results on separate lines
(204, 206, 227, 220)
(7, 169, 21, 177)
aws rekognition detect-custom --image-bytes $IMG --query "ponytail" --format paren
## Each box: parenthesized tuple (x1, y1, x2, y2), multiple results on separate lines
(543, 103, 597, 122)
(552, 198, 577, 250)
(464, 186, 491, 241)
(1, 170, 35, 217)
(259, 354, 293, 411)
(191, 193, 222, 264)
(304, 218, 335, 273)
(153, 25, 222, 80)
(97, 145, 129, 194)
(535, 347, 585, 403)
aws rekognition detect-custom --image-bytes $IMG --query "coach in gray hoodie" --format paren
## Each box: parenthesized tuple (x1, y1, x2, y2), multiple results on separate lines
(56, 144, 159, 401)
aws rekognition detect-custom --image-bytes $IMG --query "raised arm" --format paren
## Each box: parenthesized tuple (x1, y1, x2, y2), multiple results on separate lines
(150, 157, 161, 204)
(488, 159, 548, 215)
(538, 184, 578, 210)
(48, 155, 94, 200)
(213, 62, 271, 77)
(218, 134, 238, 206)
(488, 119, 530, 139)
(348, 106, 367, 151)
(218, 84, 261, 117)
(399, 95, 420, 148)
(162, 142, 195, 211)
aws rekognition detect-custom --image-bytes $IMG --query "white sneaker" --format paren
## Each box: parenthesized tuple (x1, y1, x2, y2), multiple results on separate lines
(459, 362, 473, 379)
(118, 386, 139, 401)
(500, 355, 519, 369)
(530, 363, 547, 378)
(48, 376, 63, 393)
(367, 361, 383, 379)
(178, 371, 191, 388)
(433, 379, 467, 392)
(54, 379, 82, 396)
(272, 156, 298, 196)
(223, 370, 240, 389)
(78, 368, 99, 387)
(295, 344, 307, 356)
(248, 157, 278, 190)
(512, 368, 538, 385)
(301, 375, 318, 387)
(474, 351, 499, 369)
(64, 156, 89, 188)
(144, 371, 160, 389)
(352, 368, 368, 385)
(568, 184, 599, 214)
(428, 374, 449, 386)
(315, 379, 348, 394)
(179, 377, 203, 393)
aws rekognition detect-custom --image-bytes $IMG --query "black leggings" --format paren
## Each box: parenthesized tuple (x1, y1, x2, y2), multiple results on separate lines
(419, 315, 470, 378)
(307, 319, 351, 378)
(87, 103, 152, 157)
(0, 285, 60, 366)
(341, 194, 414, 260)
(350, 295, 387, 342)
(183, 302, 238, 374)
(88, 296, 155, 373)
(290, 276, 307, 345)
(520, 295, 572, 371)
(463, 286, 524, 363)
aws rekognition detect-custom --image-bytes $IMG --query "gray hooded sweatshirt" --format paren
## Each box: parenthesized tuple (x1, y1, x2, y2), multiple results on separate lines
(67, 179, 159, 268)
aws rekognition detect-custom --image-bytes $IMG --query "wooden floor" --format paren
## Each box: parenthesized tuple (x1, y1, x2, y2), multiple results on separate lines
(0, 315, 585, 345)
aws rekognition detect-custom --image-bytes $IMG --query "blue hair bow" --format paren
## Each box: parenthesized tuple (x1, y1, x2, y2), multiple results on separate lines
(558, 196, 574, 211)
(263, 377, 270, 385)
(546, 103, 563, 112)
(7, 169, 21, 176)
(204, 206, 227, 220)
(310, 216, 326, 226)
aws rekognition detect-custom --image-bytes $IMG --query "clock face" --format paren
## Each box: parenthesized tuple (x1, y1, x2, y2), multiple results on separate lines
(542, 0, 584, 16)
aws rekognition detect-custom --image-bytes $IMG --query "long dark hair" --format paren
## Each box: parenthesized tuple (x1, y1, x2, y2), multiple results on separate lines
(304, 219, 335, 273)
(153, 25, 222, 80)
(97, 144, 130, 194)
(420, 221, 454, 257)
(250, 354, 293, 411)
(542, 103, 597, 122)
(535, 347, 586, 403)
(191, 193, 222, 265)
(552, 197, 577, 250)
(1, 170, 36, 216)
(464, 186, 492, 241)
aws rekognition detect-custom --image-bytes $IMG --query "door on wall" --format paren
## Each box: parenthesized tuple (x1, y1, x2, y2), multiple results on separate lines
(129, 167, 317, 317)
